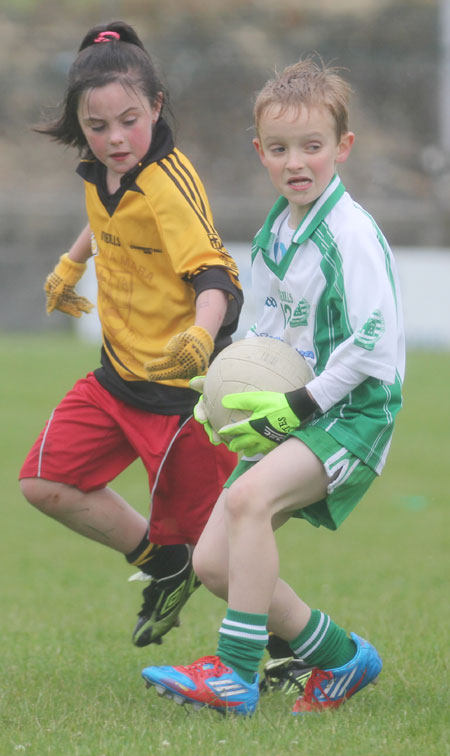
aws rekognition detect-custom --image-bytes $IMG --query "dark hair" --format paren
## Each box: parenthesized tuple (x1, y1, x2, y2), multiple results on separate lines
(35, 21, 168, 155)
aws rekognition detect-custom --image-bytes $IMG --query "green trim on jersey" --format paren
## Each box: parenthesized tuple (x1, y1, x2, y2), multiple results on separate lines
(309, 217, 403, 472)
(311, 220, 352, 375)
(251, 174, 345, 281)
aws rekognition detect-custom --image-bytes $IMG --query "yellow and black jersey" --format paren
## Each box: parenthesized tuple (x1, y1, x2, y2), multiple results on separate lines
(77, 118, 243, 414)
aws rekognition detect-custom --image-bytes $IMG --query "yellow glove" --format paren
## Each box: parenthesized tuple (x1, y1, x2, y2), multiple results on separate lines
(44, 253, 94, 318)
(145, 326, 214, 381)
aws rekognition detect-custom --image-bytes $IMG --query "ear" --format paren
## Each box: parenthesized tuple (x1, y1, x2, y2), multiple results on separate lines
(336, 131, 355, 164)
(152, 91, 164, 122)
(253, 136, 268, 166)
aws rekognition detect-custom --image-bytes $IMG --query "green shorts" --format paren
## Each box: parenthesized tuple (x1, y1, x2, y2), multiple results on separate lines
(224, 425, 377, 531)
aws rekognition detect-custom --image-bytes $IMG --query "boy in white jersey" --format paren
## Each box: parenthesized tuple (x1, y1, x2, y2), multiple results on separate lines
(141, 58, 405, 716)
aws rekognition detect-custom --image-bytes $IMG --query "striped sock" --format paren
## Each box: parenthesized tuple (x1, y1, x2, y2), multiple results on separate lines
(289, 609, 356, 670)
(217, 609, 268, 683)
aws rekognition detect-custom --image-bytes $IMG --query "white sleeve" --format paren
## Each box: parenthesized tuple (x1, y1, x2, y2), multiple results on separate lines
(307, 226, 404, 412)
(306, 364, 367, 413)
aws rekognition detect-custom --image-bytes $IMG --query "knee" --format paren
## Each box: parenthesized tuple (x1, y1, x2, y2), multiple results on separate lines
(19, 477, 64, 515)
(225, 475, 266, 523)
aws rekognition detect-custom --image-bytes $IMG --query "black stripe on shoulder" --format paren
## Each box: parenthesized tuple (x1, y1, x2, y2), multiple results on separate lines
(169, 152, 208, 216)
(158, 156, 214, 236)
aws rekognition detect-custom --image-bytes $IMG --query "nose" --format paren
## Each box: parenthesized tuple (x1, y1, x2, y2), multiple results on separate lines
(286, 149, 305, 170)
(109, 125, 124, 146)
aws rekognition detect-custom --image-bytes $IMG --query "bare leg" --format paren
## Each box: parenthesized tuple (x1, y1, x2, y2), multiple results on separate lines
(194, 493, 312, 638)
(267, 577, 311, 639)
(225, 439, 328, 613)
(20, 477, 147, 553)
(193, 437, 329, 640)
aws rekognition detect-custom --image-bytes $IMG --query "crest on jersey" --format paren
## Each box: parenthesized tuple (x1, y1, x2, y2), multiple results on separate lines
(290, 299, 311, 328)
(354, 310, 385, 351)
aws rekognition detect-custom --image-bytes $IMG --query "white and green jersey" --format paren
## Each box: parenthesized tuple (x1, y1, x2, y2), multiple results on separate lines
(249, 175, 405, 474)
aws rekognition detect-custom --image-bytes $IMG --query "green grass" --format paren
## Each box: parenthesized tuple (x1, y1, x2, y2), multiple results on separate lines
(1, 333, 449, 756)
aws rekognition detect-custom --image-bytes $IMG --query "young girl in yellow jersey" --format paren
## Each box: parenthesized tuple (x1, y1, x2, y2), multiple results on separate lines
(19, 21, 243, 648)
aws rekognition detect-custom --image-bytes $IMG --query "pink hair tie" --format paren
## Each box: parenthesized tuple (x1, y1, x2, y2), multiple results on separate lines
(94, 31, 120, 43)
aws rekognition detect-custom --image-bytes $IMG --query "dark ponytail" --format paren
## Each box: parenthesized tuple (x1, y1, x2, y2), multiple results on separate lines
(34, 21, 168, 155)
(78, 21, 145, 52)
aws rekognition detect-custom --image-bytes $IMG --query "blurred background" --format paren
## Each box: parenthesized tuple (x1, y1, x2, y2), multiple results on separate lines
(1, 0, 449, 346)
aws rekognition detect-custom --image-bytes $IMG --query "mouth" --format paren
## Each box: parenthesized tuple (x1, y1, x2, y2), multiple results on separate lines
(287, 177, 312, 190)
(110, 152, 130, 161)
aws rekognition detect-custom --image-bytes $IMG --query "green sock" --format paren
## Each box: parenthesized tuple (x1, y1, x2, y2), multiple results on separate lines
(217, 608, 268, 683)
(289, 609, 356, 670)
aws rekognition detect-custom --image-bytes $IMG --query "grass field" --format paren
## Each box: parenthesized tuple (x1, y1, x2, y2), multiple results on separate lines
(1, 333, 449, 756)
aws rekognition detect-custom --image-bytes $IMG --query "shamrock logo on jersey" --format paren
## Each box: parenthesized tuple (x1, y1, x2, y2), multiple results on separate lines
(290, 299, 311, 328)
(354, 310, 385, 351)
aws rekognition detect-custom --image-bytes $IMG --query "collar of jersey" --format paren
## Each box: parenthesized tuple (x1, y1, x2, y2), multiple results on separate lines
(252, 174, 345, 278)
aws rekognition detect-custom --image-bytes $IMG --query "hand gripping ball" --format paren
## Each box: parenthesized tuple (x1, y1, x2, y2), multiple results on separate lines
(202, 337, 314, 435)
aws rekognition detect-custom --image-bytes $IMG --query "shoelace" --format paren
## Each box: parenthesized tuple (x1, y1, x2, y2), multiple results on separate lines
(183, 655, 228, 677)
(301, 668, 333, 704)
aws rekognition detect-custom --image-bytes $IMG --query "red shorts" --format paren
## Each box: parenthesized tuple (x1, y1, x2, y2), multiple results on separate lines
(19, 372, 237, 545)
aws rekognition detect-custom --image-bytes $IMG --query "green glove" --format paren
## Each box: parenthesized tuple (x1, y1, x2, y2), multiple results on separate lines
(219, 391, 302, 455)
(190, 376, 222, 445)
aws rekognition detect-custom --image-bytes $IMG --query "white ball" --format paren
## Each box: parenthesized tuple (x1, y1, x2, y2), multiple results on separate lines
(203, 337, 314, 435)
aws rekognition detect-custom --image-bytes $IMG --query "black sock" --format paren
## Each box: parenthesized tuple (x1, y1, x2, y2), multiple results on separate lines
(267, 632, 298, 659)
(125, 536, 191, 580)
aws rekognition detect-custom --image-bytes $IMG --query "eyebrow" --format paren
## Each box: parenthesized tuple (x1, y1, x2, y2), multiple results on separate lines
(263, 129, 325, 141)
(81, 106, 140, 123)
(303, 132, 324, 139)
